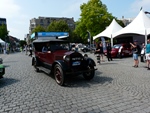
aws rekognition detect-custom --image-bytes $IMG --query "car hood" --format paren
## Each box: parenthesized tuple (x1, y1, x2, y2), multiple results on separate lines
(53, 50, 74, 56)
(53, 50, 83, 60)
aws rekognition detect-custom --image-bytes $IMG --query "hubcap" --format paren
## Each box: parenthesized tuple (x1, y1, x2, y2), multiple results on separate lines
(55, 68, 62, 83)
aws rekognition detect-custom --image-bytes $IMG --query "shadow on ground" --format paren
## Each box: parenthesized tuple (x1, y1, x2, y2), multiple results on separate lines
(0, 78, 19, 88)
(39, 69, 113, 88)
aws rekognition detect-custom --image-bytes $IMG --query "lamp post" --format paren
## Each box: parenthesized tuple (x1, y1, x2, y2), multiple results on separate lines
(87, 30, 91, 50)
(144, 11, 150, 45)
(145, 11, 150, 14)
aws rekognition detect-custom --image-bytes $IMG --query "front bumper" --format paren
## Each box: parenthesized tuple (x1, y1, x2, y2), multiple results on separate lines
(65, 68, 97, 75)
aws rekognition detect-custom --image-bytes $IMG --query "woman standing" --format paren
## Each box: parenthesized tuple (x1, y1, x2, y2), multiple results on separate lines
(130, 40, 140, 68)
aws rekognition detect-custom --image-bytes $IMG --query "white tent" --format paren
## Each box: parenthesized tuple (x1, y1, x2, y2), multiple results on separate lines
(113, 10, 150, 44)
(93, 19, 123, 46)
(0, 39, 5, 46)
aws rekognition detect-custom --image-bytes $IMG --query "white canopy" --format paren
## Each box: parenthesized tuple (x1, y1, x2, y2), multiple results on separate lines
(113, 10, 150, 43)
(0, 39, 5, 45)
(93, 19, 123, 40)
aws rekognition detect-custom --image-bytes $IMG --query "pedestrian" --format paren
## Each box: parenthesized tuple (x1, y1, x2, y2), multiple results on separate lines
(140, 43, 145, 62)
(25, 44, 28, 55)
(95, 42, 101, 64)
(28, 45, 33, 57)
(118, 44, 123, 58)
(130, 40, 140, 68)
(145, 39, 150, 70)
(106, 43, 112, 61)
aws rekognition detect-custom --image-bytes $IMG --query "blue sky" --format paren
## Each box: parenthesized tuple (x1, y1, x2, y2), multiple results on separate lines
(0, 0, 150, 40)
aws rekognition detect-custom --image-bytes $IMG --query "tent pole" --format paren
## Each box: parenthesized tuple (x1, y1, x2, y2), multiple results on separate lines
(145, 30, 147, 45)
(111, 34, 113, 47)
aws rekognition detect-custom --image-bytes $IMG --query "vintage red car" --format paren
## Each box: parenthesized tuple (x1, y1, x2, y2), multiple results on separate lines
(32, 33, 97, 86)
(104, 43, 133, 58)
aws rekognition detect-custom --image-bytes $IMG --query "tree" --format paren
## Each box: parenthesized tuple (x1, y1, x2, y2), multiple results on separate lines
(32, 25, 45, 33)
(47, 20, 70, 32)
(0, 24, 9, 41)
(75, 0, 114, 42)
(19, 40, 26, 48)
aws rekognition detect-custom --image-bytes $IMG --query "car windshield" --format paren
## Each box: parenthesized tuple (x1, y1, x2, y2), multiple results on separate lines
(50, 41, 70, 51)
(113, 44, 121, 49)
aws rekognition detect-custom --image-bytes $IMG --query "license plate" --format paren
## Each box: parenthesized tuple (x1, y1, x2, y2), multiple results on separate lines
(72, 61, 80, 66)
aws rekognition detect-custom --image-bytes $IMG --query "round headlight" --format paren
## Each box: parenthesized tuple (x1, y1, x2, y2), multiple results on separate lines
(83, 54, 88, 59)
(63, 55, 70, 61)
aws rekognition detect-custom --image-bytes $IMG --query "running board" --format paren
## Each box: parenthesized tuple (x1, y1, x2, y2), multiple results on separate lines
(38, 66, 51, 75)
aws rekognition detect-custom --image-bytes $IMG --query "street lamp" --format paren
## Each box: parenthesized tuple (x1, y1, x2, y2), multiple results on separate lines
(145, 11, 150, 14)
(87, 30, 91, 50)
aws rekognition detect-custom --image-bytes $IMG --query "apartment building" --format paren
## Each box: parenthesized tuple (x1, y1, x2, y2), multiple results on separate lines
(29, 17, 75, 35)
(0, 18, 7, 26)
(119, 16, 134, 26)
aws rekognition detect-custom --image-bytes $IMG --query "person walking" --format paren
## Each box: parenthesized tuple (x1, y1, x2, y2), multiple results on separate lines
(118, 44, 123, 58)
(145, 39, 150, 70)
(95, 43, 101, 64)
(28, 45, 33, 57)
(106, 43, 112, 61)
(130, 40, 140, 68)
(25, 44, 28, 55)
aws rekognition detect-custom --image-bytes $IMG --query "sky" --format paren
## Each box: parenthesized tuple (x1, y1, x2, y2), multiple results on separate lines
(0, 0, 150, 40)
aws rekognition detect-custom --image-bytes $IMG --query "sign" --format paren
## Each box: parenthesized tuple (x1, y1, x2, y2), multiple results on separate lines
(37, 32, 69, 37)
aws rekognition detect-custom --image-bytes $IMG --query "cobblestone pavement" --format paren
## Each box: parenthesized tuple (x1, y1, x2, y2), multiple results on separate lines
(0, 52, 150, 113)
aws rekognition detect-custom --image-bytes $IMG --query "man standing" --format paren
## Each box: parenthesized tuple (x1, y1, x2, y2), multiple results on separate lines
(145, 39, 150, 70)
(106, 43, 112, 61)
(130, 40, 140, 68)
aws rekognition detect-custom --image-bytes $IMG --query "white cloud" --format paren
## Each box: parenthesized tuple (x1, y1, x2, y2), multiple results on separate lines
(0, 0, 30, 40)
(0, 0, 21, 18)
(61, 0, 89, 21)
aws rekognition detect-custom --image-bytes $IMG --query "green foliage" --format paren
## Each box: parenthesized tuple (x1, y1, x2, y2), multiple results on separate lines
(47, 20, 70, 32)
(116, 19, 125, 27)
(74, 0, 114, 42)
(19, 40, 26, 47)
(32, 25, 45, 33)
(0, 24, 8, 41)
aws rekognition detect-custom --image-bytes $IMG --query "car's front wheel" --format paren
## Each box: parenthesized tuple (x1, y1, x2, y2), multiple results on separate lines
(54, 64, 65, 86)
(83, 65, 95, 80)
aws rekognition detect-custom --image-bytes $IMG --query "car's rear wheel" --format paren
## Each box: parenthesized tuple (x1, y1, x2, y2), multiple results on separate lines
(83, 65, 95, 80)
(54, 64, 65, 86)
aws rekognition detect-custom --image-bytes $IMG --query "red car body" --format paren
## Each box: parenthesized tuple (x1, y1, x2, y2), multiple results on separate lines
(104, 43, 132, 58)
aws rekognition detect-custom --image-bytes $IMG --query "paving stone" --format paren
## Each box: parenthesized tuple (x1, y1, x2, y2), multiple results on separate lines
(0, 53, 150, 113)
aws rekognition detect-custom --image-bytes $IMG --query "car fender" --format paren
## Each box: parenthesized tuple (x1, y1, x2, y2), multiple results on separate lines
(86, 58, 96, 66)
(51, 60, 68, 73)
(32, 57, 36, 66)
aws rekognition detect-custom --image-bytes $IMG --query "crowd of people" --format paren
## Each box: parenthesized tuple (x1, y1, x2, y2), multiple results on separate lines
(23, 44, 33, 57)
(94, 39, 150, 70)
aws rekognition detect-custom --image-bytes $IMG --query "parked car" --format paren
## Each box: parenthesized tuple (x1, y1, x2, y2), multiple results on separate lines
(81, 45, 90, 52)
(104, 43, 132, 58)
(32, 36, 97, 86)
(0, 58, 5, 79)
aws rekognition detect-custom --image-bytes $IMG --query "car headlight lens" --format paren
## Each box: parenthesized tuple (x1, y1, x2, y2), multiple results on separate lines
(83, 54, 88, 59)
(63, 55, 70, 61)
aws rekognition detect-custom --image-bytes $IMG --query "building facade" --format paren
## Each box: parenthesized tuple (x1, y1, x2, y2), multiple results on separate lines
(0, 18, 7, 26)
(29, 17, 75, 35)
(119, 16, 134, 26)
